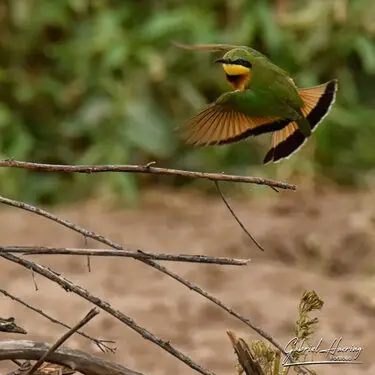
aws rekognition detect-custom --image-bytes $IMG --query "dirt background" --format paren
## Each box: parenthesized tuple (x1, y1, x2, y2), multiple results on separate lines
(1, 186, 375, 375)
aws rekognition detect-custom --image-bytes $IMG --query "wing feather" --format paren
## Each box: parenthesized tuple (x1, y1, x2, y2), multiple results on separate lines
(213, 110, 229, 145)
(194, 108, 222, 145)
(178, 100, 286, 146)
(263, 122, 306, 164)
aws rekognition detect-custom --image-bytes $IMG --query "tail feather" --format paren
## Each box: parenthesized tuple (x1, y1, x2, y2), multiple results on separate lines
(299, 79, 338, 130)
(263, 79, 338, 164)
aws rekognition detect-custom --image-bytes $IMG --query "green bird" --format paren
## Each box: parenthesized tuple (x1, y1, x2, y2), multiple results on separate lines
(174, 42, 338, 163)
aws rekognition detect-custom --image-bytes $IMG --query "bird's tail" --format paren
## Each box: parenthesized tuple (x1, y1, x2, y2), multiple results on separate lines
(263, 79, 338, 164)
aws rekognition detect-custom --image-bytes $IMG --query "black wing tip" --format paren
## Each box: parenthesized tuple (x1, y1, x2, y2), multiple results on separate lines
(308, 80, 338, 131)
(179, 105, 291, 147)
(216, 129, 253, 145)
(264, 78, 338, 163)
(328, 78, 339, 89)
(263, 129, 306, 164)
(325, 79, 339, 97)
(263, 148, 275, 164)
(216, 118, 290, 146)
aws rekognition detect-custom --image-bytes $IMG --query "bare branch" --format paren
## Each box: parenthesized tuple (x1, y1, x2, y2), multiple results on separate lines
(0, 253, 215, 375)
(0, 289, 115, 353)
(214, 181, 265, 252)
(29, 267, 38, 291)
(11, 359, 23, 367)
(0, 194, 285, 355)
(27, 308, 99, 375)
(0, 317, 27, 334)
(0, 246, 250, 266)
(87, 255, 91, 272)
(84, 235, 91, 273)
(0, 159, 296, 191)
(0, 340, 144, 375)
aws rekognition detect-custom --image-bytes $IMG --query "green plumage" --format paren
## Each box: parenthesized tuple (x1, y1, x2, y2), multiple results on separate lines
(216, 47, 311, 137)
(173, 42, 338, 163)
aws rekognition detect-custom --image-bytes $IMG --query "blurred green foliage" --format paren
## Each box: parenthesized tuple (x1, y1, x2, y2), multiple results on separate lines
(0, 0, 375, 203)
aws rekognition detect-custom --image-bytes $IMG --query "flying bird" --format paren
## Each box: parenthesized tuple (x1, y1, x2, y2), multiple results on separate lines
(174, 42, 338, 163)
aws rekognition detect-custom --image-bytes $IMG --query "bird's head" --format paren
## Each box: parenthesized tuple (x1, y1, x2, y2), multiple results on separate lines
(215, 48, 253, 90)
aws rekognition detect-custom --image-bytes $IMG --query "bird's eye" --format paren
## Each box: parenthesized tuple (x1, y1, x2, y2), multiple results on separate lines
(235, 58, 252, 68)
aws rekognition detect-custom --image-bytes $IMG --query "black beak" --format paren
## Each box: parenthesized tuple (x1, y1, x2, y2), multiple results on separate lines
(214, 58, 229, 64)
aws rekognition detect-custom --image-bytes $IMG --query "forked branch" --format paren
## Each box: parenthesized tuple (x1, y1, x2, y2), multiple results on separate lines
(0, 253, 215, 375)
(27, 308, 99, 375)
(0, 194, 286, 355)
(0, 289, 115, 353)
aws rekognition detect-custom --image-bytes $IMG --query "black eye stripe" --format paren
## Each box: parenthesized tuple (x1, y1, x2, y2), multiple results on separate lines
(232, 59, 252, 68)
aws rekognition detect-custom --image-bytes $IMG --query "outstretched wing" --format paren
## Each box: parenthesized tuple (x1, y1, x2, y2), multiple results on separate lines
(178, 91, 289, 146)
(172, 41, 242, 52)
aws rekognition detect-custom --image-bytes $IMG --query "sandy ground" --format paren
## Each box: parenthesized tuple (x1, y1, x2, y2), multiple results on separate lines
(1, 186, 375, 375)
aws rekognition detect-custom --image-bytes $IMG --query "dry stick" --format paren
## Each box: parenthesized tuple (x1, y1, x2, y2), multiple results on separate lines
(83, 235, 91, 273)
(0, 246, 250, 266)
(29, 267, 38, 291)
(0, 159, 286, 254)
(214, 181, 265, 252)
(0, 159, 296, 191)
(1, 340, 142, 375)
(87, 255, 91, 272)
(11, 360, 23, 367)
(0, 253, 215, 375)
(0, 288, 115, 353)
(0, 195, 286, 355)
(140, 260, 286, 356)
(269, 185, 279, 193)
(27, 308, 99, 375)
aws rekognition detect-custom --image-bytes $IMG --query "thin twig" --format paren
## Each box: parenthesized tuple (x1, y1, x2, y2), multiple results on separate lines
(27, 308, 99, 375)
(0, 253, 215, 375)
(11, 360, 23, 367)
(144, 161, 156, 168)
(83, 235, 91, 273)
(0, 159, 296, 191)
(0, 246, 250, 266)
(215, 181, 265, 252)
(29, 267, 38, 291)
(87, 255, 91, 272)
(0, 288, 115, 353)
(147, 260, 286, 355)
(0, 195, 286, 355)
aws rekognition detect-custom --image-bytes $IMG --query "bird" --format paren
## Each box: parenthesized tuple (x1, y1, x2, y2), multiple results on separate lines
(173, 42, 338, 164)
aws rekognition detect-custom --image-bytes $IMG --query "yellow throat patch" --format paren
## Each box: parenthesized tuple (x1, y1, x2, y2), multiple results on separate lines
(222, 63, 250, 76)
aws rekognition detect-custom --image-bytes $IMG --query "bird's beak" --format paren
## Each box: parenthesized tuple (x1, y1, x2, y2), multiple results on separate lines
(214, 58, 229, 64)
